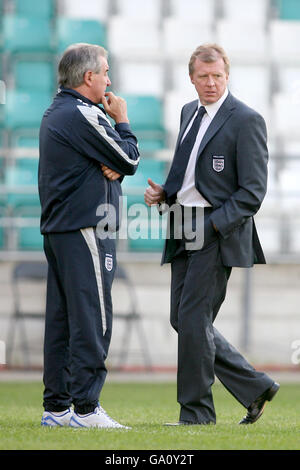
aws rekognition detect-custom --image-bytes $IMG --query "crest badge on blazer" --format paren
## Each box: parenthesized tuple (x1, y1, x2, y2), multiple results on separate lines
(212, 156, 225, 172)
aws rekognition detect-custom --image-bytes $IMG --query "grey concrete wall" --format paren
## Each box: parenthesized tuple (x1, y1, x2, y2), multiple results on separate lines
(0, 259, 299, 369)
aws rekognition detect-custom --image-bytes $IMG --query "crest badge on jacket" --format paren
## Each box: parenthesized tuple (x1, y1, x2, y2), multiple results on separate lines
(212, 156, 225, 172)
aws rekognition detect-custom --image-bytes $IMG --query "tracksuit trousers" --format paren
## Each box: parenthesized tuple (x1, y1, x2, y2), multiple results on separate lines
(170, 207, 274, 424)
(42, 227, 116, 414)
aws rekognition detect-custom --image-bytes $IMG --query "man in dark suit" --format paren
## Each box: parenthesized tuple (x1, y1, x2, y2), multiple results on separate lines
(144, 43, 279, 425)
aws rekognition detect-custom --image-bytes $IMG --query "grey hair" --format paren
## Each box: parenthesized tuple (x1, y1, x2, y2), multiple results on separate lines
(58, 43, 108, 88)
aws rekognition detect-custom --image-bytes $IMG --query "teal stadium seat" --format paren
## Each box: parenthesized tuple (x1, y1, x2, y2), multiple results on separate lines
(0, 204, 5, 249)
(123, 158, 166, 186)
(14, 60, 55, 93)
(56, 18, 107, 54)
(12, 133, 39, 148)
(0, 126, 4, 150)
(4, 89, 52, 129)
(137, 138, 165, 154)
(0, 109, 6, 179)
(4, 160, 41, 251)
(121, 95, 166, 153)
(12, 203, 43, 251)
(0, 153, 4, 181)
(0, 227, 3, 248)
(15, 157, 39, 173)
(122, 95, 165, 132)
(2, 15, 54, 53)
(122, 158, 166, 207)
(276, 0, 300, 19)
(127, 213, 166, 253)
(0, 151, 6, 205)
(4, 161, 42, 249)
(7, 158, 42, 250)
(122, 159, 167, 252)
(0, 105, 4, 129)
(18, 224, 43, 251)
(14, 0, 55, 18)
(0, 125, 5, 182)
(0, 81, 4, 124)
(0, 52, 3, 78)
(5, 160, 39, 208)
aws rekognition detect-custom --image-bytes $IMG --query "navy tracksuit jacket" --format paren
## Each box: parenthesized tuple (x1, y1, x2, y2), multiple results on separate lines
(38, 88, 140, 413)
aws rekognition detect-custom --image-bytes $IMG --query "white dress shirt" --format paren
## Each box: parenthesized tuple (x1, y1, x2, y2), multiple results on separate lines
(177, 88, 229, 207)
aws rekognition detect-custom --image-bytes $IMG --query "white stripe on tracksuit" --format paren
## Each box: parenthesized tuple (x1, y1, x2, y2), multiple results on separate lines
(80, 227, 107, 335)
(77, 104, 140, 167)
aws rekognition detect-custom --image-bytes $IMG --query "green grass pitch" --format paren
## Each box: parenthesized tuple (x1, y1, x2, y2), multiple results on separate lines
(0, 381, 299, 450)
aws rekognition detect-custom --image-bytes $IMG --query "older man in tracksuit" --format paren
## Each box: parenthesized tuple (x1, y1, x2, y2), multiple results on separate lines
(39, 44, 139, 428)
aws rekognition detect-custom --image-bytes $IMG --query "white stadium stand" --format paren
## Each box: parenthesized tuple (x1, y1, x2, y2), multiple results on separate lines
(276, 66, 300, 95)
(169, 0, 216, 22)
(108, 16, 162, 60)
(162, 18, 213, 59)
(115, 0, 162, 21)
(60, 0, 110, 21)
(0, 0, 299, 262)
(221, 0, 269, 25)
(229, 64, 271, 127)
(272, 92, 300, 140)
(216, 20, 268, 64)
(270, 20, 300, 64)
(115, 61, 164, 97)
(169, 61, 195, 95)
(163, 90, 196, 148)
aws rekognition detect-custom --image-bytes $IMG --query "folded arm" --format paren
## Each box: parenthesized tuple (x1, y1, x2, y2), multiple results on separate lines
(71, 94, 140, 176)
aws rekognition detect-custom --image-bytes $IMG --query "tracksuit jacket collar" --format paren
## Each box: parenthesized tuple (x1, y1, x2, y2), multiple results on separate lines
(57, 86, 107, 115)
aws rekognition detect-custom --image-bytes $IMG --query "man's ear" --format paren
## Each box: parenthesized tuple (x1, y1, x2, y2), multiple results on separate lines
(83, 70, 93, 87)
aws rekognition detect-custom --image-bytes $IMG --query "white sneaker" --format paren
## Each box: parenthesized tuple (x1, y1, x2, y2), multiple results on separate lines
(69, 405, 131, 429)
(41, 408, 73, 427)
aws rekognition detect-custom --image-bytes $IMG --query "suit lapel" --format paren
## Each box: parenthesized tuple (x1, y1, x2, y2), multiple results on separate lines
(196, 92, 236, 159)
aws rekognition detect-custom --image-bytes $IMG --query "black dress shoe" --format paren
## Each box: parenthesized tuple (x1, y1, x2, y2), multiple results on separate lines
(239, 382, 280, 424)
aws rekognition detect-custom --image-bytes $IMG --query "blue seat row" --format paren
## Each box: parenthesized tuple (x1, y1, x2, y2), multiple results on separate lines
(0, 16, 108, 53)
(0, 157, 168, 251)
(276, 0, 300, 19)
(0, 90, 166, 154)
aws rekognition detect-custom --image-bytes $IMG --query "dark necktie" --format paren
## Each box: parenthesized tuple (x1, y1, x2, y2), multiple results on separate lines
(163, 106, 206, 199)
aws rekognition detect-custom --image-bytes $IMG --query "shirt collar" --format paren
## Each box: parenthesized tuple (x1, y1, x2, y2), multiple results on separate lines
(199, 88, 229, 120)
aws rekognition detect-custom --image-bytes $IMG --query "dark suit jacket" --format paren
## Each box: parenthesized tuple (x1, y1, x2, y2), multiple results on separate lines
(161, 91, 268, 267)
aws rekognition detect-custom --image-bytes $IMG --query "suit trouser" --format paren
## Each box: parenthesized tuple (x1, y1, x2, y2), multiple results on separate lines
(170, 209, 274, 423)
(42, 228, 116, 414)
